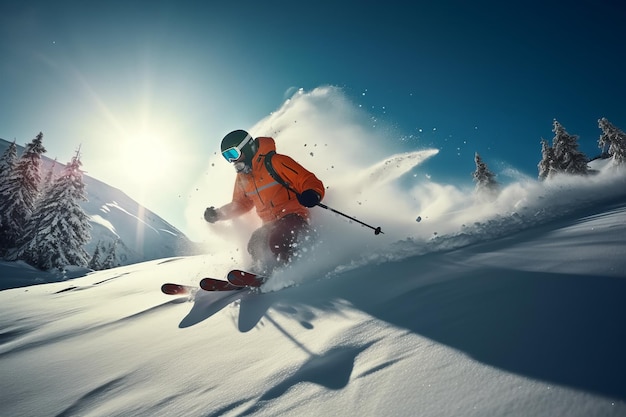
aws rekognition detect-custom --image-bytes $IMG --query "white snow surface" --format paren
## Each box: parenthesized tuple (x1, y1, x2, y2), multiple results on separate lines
(1, 156, 626, 416)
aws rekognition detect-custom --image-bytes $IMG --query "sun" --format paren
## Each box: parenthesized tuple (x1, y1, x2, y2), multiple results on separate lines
(118, 132, 174, 185)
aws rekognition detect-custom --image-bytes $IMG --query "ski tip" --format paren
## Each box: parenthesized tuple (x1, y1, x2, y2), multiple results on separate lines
(227, 269, 266, 288)
(200, 277, 242, 291)
(161, 283, 189, 295)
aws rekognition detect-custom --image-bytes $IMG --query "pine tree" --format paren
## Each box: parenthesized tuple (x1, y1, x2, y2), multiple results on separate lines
(0, 140, 18, 181)
(598, 118, 626, 165)
(551, 120, 588, 175)
(0, 141, 18, 233)
(88, 241, 103, 270)
(87, 239, 118, 270)
(41, 158, 58, 196)
(101, 239, 119, 269)
(0, 133, 46, 252)
(472, 152, 499, 197)
(538, 138, 557, 180)
(13, 150, 91, 270)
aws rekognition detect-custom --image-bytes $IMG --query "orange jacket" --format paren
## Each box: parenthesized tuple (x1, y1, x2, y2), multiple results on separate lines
(222, 137, 325, 223)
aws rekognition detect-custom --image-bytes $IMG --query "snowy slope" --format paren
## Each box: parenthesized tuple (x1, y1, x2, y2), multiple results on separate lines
(82, 173, 197, 265)
(1, 158, 625, 417)
(0, 138, 197, 289)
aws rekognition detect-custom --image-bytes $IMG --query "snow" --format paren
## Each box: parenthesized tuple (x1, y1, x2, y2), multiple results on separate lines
(90, 214, 117, 235)
(1, 156, 626, 416)
(78, 180, 197, 265)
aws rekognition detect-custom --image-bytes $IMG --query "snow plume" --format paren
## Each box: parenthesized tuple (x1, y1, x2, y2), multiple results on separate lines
(360, 161, 626, 268)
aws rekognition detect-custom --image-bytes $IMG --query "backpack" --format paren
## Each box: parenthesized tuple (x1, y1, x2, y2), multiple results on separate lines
(263, 151, 296, 193)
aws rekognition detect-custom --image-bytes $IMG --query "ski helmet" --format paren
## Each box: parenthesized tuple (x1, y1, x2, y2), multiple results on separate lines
(220, 130, 258, 165)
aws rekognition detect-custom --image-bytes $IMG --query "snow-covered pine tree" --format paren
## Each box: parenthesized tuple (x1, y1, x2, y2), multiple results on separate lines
(13, 149, 91, 270)
(0, 133, 46, 253)
(88, 240, 103, 270)
(598, 117, 626, 165)
(101, 239, 119, 269)
(0, 140, 18, 182)
(41, 158, 58, 196)
(551, 120, 589, 175)
(538, 138, 557, 180)
(0, 141, 18, 231)
(472, 152, 499, 198)
(597, 119, 612, 158)
(87, 238, 120, 270)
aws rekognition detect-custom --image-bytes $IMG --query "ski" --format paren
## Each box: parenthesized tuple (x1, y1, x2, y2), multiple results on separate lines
(199, 277, 244, 292)
(161, 283, 195, 295)
(161, 279, 240, 295)
(227, 269, 267, 288)
(162, 270, 265, 295)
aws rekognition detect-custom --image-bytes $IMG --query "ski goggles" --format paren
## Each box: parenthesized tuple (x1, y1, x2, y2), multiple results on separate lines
(221, 133, 253, 162)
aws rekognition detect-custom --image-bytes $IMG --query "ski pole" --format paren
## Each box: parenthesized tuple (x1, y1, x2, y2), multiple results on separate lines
(316, 203, 383, 235)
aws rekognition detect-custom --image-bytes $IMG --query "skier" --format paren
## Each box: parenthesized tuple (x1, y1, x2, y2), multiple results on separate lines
(204, 130, 325, 272)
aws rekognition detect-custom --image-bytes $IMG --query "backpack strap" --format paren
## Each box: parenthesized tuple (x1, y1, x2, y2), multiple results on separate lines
(264, 151, 297, 193)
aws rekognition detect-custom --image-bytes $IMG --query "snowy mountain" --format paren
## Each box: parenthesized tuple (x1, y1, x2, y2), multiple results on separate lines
(0, 138, 198, 289)
(0, 155, 625, 416)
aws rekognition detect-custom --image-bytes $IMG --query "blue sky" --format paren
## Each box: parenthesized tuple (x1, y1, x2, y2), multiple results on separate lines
(1, 1, 625, 234)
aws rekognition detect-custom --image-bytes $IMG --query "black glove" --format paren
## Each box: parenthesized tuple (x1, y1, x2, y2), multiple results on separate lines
(204, 206, 220, 223)
(296, 189, 321, 208)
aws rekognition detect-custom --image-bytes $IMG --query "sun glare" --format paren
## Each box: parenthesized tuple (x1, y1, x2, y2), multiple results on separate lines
(119, 132, 174, 185)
